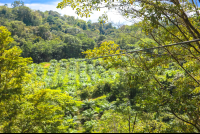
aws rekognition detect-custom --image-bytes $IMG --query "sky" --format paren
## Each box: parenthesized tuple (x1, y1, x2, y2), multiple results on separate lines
(0, 0, 55, 4)
(0, 0, 135, 25)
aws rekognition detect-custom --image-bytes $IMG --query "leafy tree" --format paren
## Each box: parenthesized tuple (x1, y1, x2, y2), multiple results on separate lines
(0, 26, 31, 132)
(6, 21, 26, 37)
(77, 33, 96, 50)
(63, 34, 83, 58)
(82, 39, 200, 133)
(11, 0, 24, 8)
(77, 20, 88, 30)
(57, 0, 200, 132)
(12, 6, 32, 25)
(82, 41, 126, 68)
(37, 23, 52, 40)
(82, 38, 96, 51)
(31, 11, 43, 26)
(97, 35, 106, 46)
(28, 39, 65, 63)
(48, 10, 61, 17)
(0, 26, 82, 133)
(87, 20, 92, 29)
(99, 23, 105, 35)
(47, 15, 55, 25)
(0, 5, 9, 17)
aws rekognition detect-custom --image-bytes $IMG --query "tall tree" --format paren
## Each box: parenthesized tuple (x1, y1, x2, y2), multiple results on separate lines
(58, 0, 200, 132)
(0, 26, 31, 132)
(57, 0, 200, 43)
(0, 26, 81, 133)
(11, 0, 24, 8)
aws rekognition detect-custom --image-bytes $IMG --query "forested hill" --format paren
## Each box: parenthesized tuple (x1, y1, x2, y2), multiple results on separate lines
(1, 0, 200, 133)
(0, 4, 152, 63)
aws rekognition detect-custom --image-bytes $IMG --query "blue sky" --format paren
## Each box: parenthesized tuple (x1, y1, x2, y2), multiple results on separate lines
(189, 0, 200, 6)
(0, 0, 55, 4)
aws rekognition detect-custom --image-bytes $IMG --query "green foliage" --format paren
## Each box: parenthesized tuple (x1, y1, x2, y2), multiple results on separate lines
(80, 33, 200, 133)
(2, 0, 200, 132)
(0, 26, 31, 132)
(0, 26, 82, 133)
(0, 26, 31, 100)
(0, 3, 150, 63)
(20, 89, 78, 133)
(11, 0, 24, 8)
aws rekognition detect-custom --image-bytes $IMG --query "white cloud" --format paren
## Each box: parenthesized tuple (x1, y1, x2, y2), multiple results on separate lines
(0, 3, 6, 6)
(0, 1, 139, 25)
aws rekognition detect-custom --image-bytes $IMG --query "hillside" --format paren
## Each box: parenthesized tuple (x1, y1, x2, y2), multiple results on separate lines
(0, 4, 150, 63)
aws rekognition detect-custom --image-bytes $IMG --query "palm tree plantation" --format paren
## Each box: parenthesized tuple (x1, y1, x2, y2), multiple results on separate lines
(0, 0, 200, 133)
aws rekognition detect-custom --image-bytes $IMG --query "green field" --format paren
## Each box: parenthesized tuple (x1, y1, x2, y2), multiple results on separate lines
(28, 58, 125, 99)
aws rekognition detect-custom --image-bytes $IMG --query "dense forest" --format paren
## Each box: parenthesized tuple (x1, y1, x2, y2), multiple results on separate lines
(1, 0, 200, 133)
(0, 1, 149, 63)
